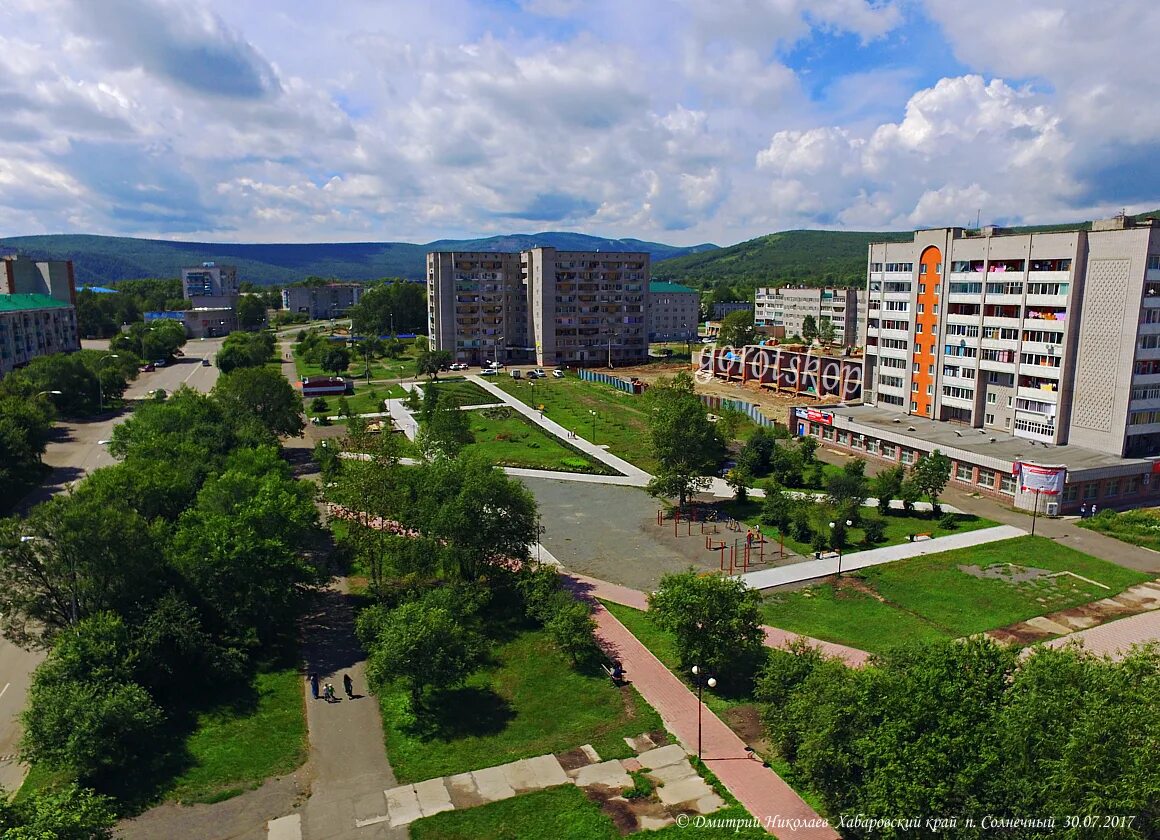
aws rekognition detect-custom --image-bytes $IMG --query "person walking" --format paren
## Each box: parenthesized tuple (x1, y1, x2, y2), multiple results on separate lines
(324, 683, 335, 703)
(309, 672, 319, 700)
(1080, 503, 1088, 519)
(343, 673, 354, 699)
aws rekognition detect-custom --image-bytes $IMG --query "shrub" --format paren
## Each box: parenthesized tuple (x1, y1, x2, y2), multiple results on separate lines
(861, 517, 887, 544)
(310, 397, 329, 413)
(938, 512, 959, 531)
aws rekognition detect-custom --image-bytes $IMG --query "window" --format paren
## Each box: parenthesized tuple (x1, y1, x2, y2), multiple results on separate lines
(866, 439, 879, 454)
(881, 443, 898, 459)
(1084, 483, 1099, 500)
(918, 303, 925, 313)
(933, 303, 940, 314)
(912, 381, 919, 392)
(955, 464, 974, 482)
(1106, 479, 1121, 497)
(928, 365, 935, 375)
(1142, 335, 1160, 350)
(919, 284, 926, 294)
(920, 263, 928, 274)
(985, 413, 995, 424)
(942, 385, 975, 400)
(1007, 396, 1013, 407)
(1148, 255, 1160, 271)
(1127, 477, 1140, 494)
(885, 263, 914, 273)
(911, 401, 918, 411)
(977, 468, 996, 488)
(913, 362, 920, 373)
(901, 450, 915, 465)
(916, 324, 923, 334)
(837, 431, 850, 445)
(987, 392, 997, 404)
(1063, 485, 1078, 502)
(1014, 418, 1056, 437)
(1000, 473, 1017, 494)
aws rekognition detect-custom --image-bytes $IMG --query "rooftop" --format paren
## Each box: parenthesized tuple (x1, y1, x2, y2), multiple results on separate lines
(0, 293, 72, 312)
(827, 403, 1152, 477)
(648, 280, 697, 294)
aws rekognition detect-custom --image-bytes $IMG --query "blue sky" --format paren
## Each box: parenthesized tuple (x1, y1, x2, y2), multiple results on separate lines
(0, 0, 1157, 246)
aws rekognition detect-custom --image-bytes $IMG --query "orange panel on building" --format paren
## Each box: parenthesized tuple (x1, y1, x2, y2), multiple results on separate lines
(911, 246, 941, 416)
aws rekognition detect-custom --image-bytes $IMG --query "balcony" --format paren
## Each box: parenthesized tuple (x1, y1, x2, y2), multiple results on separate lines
(879, 327, 910, 341)
(940, 393, 975, 410)
(1017, 384, 1059, 401)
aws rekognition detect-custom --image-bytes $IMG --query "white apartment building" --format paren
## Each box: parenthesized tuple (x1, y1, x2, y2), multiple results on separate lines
(755, 286, 863, 346)
(182, 262, 238, 309)
(862, 217, 1160, 460)
(647, 281, 699, 342)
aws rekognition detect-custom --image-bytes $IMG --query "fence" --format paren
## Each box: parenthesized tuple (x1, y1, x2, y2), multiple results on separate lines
(579, 368, 638, 393)
(699, 394, 779, 428)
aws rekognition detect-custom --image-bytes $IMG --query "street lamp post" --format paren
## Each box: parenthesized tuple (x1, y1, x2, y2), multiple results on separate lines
(691, 665, 717, 760)
(829, 519, 854, 578)
(96, 354, 119, 413)
(589, 409, 597, 443)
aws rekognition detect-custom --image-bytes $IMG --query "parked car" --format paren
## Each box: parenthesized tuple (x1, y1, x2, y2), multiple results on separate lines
(533, 368, 546, 377)
(139, 363, 155, 372)
(510, 369, 522, 379)
(449, 362, 468, 371)
(154, 359, 167, 367)
(202, 358, 211, 366)
(552, 369, 565, 378)
(480, 367, 498, 376)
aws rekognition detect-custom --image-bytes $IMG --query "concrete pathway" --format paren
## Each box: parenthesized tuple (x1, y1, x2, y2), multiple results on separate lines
(384, 398, 418, 440)
(586, 600, 838, 838)
(1039, 609, 1160, 659)
(467, 374, 647, 479)
(375, 743, 723, 831)
(988, 579, 1160, 647)
(298, 580, 404, 840)
(738, 525, 1027, 590)
(566, 572, 871, 668)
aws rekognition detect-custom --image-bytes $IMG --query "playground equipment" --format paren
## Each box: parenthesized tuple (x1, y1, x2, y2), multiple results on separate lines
(661, 505, 788, 575)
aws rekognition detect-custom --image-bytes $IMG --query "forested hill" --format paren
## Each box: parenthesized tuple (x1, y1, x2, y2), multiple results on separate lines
(653, 229, 913, 289)
(0, 232, 718, 286)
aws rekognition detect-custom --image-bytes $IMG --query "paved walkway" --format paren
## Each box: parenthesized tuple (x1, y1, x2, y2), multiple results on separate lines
(738, 525, 1027, 590)
(587, 601, 838, 838)
(1039, 609, 1160, 660)
(565, 572, 871, 670)
(297, 580, 404, 840)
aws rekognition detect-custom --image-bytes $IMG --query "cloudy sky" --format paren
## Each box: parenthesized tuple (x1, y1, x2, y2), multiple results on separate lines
(1, 0, 1157, 246)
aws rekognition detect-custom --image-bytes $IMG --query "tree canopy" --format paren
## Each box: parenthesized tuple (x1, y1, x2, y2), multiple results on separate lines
(212, 366, 304, 438)
(644, 372, 723, 507)
(717, 309, 756, 348)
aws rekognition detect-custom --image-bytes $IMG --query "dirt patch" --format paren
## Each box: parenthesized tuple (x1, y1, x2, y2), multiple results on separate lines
(646, 729, 671, 748)
(619, 684, 637, 717)
(837, 576, 888, 603)
(959, 562, 1051, 583)
(720, 703, 766, 748)
(555, 747, 594, 772)
(585, 786, 638, 834)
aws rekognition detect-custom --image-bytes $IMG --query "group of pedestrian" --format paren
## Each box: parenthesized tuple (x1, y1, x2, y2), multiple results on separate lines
(309, 672, 355, 702)
(1079, 503, 1098, 518)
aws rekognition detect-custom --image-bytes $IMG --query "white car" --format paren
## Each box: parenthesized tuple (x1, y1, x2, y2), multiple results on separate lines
(533, 368, 546, 377)
(480, 367, 498, 376)
(552, 369, 565, 378)
(449, 362, 468, 371)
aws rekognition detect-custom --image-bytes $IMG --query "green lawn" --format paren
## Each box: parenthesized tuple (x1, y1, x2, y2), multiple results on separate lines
(379, 629, 662, 783)
(463, 408, 617, 475)
(409, 773, 770, 840)
(1078, 507, 1160, 551)
(421, 378, 498, 407)
(166, 666, 308, 804)
(490, 376, 659, 472)
(716, 498, 996, 556)
(761, 535, 1153, 654)
(304, 384, 406, 417)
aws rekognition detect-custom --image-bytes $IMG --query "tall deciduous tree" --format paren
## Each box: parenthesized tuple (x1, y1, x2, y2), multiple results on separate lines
(213, 366, 304, 438)
(801, 314, 818, 344)
(645, 372, 722, 508)
(910, 449, 952, 513)
(0, 783, 117, 839)
(319, 346, 351, 376)
(236, 295, 267, 328)
(717, 309, 756, 348)
(871, 464, 906, 515)
(648, 570, 765, 691)
(416, 347, 452, 379)
(825, 457, 869, 520)
(817, 315, 836, 345)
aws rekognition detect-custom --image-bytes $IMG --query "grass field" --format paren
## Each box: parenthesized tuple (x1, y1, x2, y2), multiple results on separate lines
(463, 408, 617, 474)
(379, 629, 662, 783)
(490, 376, 658, 471)
(408, 770, 770, 839)
(760, 535, 1152, 653)
(165, 666, 307, 804)
(422, 378, 498, 407)
(304, 384, 406, 417)
(1078, 507, 1160, 550)
(716, 498, 996, 556)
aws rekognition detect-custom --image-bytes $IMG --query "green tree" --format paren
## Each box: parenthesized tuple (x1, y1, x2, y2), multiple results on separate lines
(416, 396, 473, 460)
(0, 783, 117, 839)
(801, 314, 818, 344)
(319, 346, 351, 376)
(910, 449, 952, 513)
(648, 570, 765, 691)
(361, 598, 485, 711)
(644, 372, 723, 507)
(416, 347, 452, 379)
(348, 281, 427, 335)
(236, 294, 267, 328)
(817, 315, 836, 345)
(213, 366, 305, 438)
(726, 465, 752, 503)
(0, 496, 165, 648)
(546, 600, 601, 667)
(717, 309, 756, 348)
(737, 426, 776, 477)
(0, 351, 132, 417)
(871, 464, 905, 515)
(0, 394, 55, 491)
(825, 457, 868, 519)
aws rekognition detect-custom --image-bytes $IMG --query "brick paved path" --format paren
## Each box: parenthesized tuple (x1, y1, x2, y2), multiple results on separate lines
(1039, 609, 1160, 659)
(589, 601, 838, 838)
(566, 571, 871, 668)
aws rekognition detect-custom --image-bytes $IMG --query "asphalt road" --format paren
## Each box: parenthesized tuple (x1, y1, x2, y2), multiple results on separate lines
(0, 336, 225, 794)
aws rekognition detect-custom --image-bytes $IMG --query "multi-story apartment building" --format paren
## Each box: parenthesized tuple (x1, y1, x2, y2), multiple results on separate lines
(711, 301, 751, 319)
(427, 249, 649, 367)
(282, 282, 365, 320)
(182, 262, 238, 308)
(800, 216, 1160, 515)
(524, 248, 649, 367)
(647, 281, 699, 342)
(755, 286, 863, 346)
(0, 294, 80, 377)
(427, 252, 529, 365)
